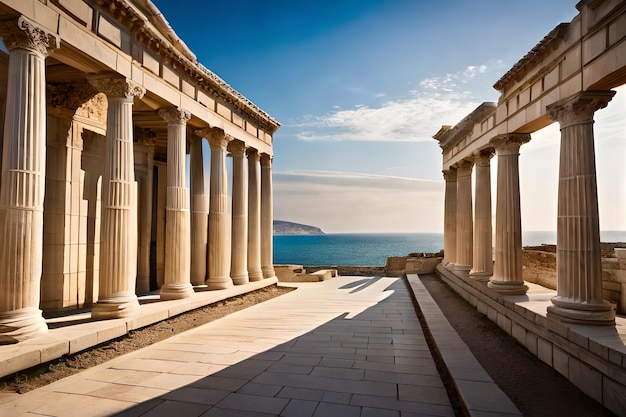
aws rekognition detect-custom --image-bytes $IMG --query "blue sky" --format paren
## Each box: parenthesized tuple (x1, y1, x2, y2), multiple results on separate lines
(153, 0, 625, 234)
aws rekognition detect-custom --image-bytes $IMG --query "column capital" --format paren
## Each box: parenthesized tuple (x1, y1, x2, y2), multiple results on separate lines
(197, 127, 232, 149)
(473, 148, 495, 166)
(158, 107, 191, 125)
(547, 91, 615, 128)
(490, 133, 530, 155)
(246, 148, 260, 160)
(260, 153, 273, 167)
(228, 139, 247, 157)
(88, 77, 145, 100)
(453, 158, 473, 178)
(442, 168, 457, 181)
(0, 16, 59, 57)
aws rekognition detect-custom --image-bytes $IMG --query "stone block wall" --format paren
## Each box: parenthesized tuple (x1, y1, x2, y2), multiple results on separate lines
(522, 248, 626, 314)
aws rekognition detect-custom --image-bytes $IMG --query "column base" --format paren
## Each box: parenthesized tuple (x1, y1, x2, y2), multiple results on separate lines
(231, 273, 250, 286)
(469, 270, 492, 283)
(452, 263, 471, 276)
(0, 307, 48, 344)
(248, 270, 264, 282)
(91, 294, 140, 320)
(547, 296, 615, 325)
(262, 266, 276, 279)
(444, 262, 455, 271)
(487, 280, 528, 295)
(206, 276, 234, 290)
(160, 283, 195, 300)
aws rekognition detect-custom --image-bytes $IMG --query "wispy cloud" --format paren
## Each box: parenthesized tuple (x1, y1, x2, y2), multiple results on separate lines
(290, 63, 501, 142)
(273, 170, 444, 233)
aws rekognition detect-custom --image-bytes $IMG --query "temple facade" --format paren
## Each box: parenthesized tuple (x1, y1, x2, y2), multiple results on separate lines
(434, 0, 625, 326)
(0, 0, 280, 344)
(433, 1, 626, 411)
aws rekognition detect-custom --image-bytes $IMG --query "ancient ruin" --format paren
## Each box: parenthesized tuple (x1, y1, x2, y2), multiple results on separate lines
(0, 0, 280, 344)
(433, 0, 626, 412)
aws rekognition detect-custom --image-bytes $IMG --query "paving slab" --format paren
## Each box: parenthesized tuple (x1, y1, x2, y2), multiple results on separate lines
(0, 276, 518, 416)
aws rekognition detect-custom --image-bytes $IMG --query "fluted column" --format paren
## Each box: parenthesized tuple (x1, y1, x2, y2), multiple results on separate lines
(0, 17, 59, 343)
(546, 91, 616, 325)
(190, 136, 208, 286)
(229, 140, 249, 285)
(470, 149, 494, 281)
(442, 168, 457, 268)
(488, 134, 529, 295)
(247, 149, 263, 281)
(453, 159, 473, 275)
(88, 77, 144, 319)
(260, 153, 276, 279)
(159, 107, 194, 300)
(202, 127, 233, 290)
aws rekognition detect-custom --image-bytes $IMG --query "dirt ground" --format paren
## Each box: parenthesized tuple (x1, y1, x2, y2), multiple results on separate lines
(419, 274, 617, 417)
(0, 285, 293, 394)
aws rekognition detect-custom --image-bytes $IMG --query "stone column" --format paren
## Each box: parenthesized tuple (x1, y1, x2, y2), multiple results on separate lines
(546, 91, 616, 325)
(247, 149, 263, 281)
(470, 149, 494, 281)
(190, 136, 208, 286)
(229, 140, 249, 285)
(0, 17, 59, 343)
(88, 77, 145, 319)
(159, 107, 194, 300)
(453, 159, 474, 275)
(488, 134, 529, 295)
(442, 168, 457, 268)
(260, 154, 276, 279)
(134, 130, 155, 294)
(202, 127, 233, 290)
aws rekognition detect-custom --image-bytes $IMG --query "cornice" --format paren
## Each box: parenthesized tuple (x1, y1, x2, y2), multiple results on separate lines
(433, 102, 496, 151)
(92, 0, 280, 134)
(493, 23, 569, 91)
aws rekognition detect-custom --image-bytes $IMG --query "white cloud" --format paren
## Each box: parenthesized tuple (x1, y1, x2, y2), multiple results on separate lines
(273, 170, 444, 233)
(289, 63, 500, 142)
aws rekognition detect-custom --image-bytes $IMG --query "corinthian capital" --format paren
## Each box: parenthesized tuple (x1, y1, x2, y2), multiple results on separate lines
(88, 77, 146, 100)
(197, 127, 232, 149)
(0, 16, 60, 57)
(490, 133, 531, 156)
(158, 107, 191, 125)
(547, 91, 615, 128)
(228, 140, 246, 157)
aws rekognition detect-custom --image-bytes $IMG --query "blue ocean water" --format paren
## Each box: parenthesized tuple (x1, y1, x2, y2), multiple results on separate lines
(273, 231, 626, 267)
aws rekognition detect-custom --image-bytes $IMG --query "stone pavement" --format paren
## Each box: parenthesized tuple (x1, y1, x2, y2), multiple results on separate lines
(0, 276, 520, 417)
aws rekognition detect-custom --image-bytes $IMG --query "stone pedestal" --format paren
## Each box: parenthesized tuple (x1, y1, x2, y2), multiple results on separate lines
(470, 150, 494, 281)
(442, 168, 457, 268)
(546, 91, 616, 325)
(453, 159, 473, 276)
(229, 141, 249, 285)
(260, 154, 276, 279)
(159, 108, 194, 300)
(203, 128, 233, 290)
(88, 77, 145, 319)
(488, 134, 529, 295)
(190, 136, 208, 286)
(247, 149, 263, 281)
(0, 17, 59, 343)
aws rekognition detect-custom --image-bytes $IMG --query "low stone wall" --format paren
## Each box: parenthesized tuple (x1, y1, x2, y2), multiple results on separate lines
(385, 256, 443, 276)
(522, 248, 626, 313)
(306, 265, 385, 276)
(435, 265, 626, 416)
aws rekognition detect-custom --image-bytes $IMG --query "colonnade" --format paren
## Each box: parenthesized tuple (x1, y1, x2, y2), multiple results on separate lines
(0, 17, 276, 343)
(438, 91, 616, 325)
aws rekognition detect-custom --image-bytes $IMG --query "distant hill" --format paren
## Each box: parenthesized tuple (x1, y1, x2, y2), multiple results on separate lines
(273, 220, 325, 235)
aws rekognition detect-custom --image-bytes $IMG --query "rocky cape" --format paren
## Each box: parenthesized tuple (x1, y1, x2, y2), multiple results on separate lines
(273, 220, 325, 235)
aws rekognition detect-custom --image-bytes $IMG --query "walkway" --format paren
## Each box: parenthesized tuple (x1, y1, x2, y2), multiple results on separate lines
(0, 276, 520, 417)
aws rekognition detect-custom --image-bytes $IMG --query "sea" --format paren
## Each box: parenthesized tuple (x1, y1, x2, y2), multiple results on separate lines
(273, 231, 626, 267)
